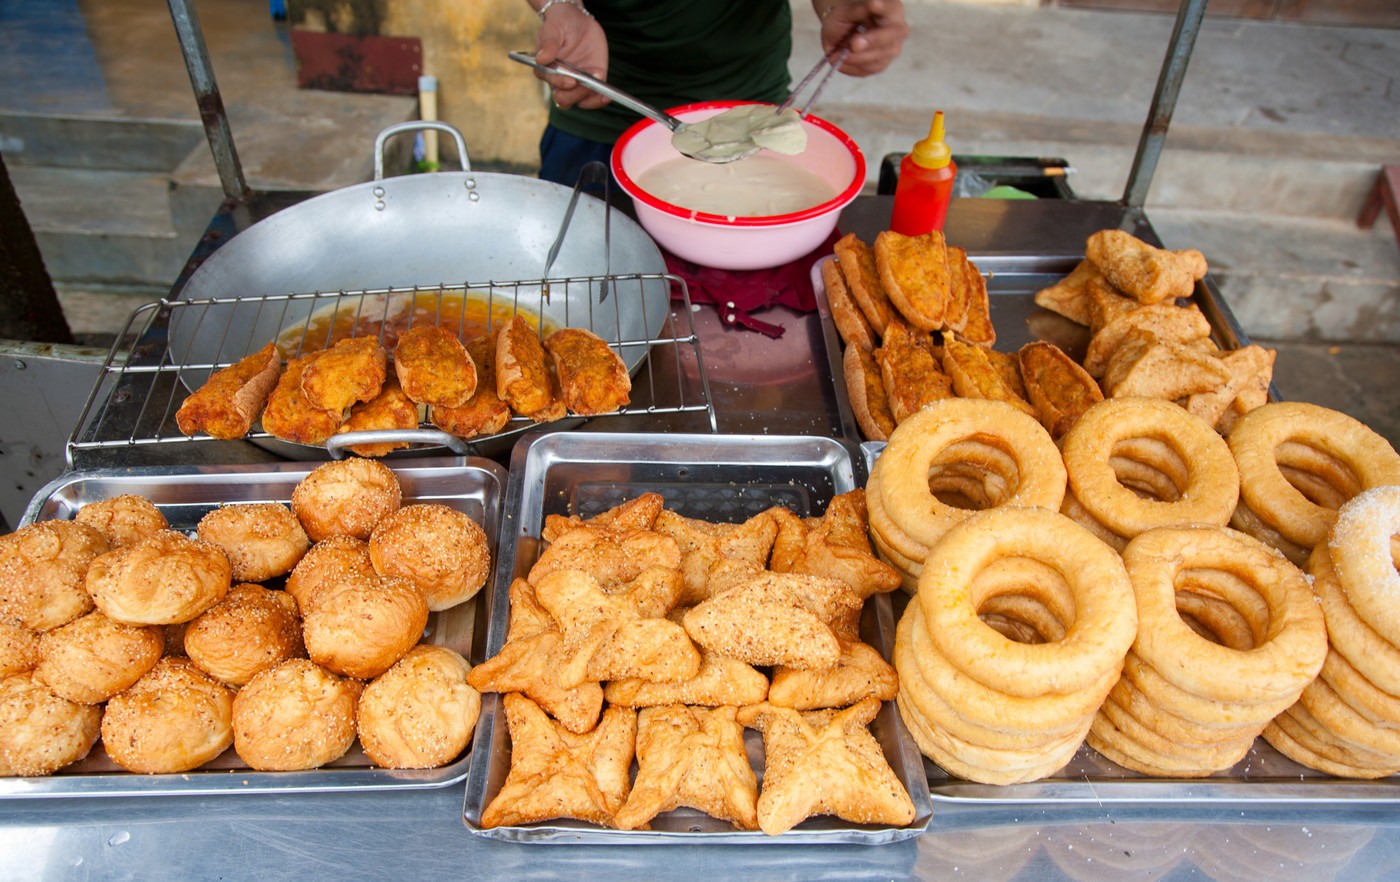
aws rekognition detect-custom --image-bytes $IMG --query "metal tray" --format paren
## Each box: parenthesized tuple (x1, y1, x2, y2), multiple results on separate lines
(5, 456, 505, 799)
(461, 432, 935, 843)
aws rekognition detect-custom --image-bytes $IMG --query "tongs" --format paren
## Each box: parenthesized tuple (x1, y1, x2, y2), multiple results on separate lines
(778, 22, 865, 117)
(542, 160, 612, 303)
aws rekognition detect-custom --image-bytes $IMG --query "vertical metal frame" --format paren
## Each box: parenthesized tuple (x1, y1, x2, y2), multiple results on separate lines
(166, 0, 250, 201)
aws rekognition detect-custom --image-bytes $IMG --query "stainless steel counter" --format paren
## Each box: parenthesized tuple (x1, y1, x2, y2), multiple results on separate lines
(14, 195, 1400, 881)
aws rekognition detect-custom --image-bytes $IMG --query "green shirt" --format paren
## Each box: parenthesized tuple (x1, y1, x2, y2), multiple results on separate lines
(547, 0, 793, 145)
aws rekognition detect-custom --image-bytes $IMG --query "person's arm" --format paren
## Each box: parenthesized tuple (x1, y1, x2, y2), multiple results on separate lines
(812, 0, 909, 76)
(526, 0, 611, 109)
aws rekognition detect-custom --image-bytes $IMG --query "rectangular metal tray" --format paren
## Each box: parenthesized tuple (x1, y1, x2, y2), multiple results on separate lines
(6, 456, 506, 799)
(461, 432, 935, 843)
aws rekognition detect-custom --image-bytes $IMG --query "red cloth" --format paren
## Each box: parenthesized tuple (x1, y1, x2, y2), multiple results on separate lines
(663, 229, 842, 338)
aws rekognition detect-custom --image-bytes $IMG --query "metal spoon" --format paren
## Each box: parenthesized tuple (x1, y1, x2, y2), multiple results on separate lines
(508, 50, 765, 164)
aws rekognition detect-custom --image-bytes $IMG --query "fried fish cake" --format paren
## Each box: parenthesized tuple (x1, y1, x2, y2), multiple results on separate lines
(176, 342, 282, 439)
(874, 319, 953, 424)
(393, 324, 478, 408)
(495, 314, 553, 416)
(261, 351, 343, 446)
(431, 331, 513, 439)
(545, 327, 631, 416)
(822, 257, 877, 351)
(1085, 229, 1195, 304)
(833, 233, 896, 335)
(1101, 328, 1232, 399)
(874, 230, 949, 331)
(75, 494, 169, 549)
(336, 377, 420, 457)
(941, 338, 1037, 417)
(955, 252, 996, 346)
(0, 521, 108, 631)
(1018, 340, 1104, 439)
(300, 336, 388, 414)
(1082, 301, 1212, 378)
(1033, 259, 1104, 327)
(843, 345, 896, 442)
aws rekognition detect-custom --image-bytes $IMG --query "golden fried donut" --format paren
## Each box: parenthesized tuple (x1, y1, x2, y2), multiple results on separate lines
(0, 623, 40, 676)
(100, 657, 235, 774)
(0, 671, 101, 776)
(74, 494, 169, 548)
(1061, 398, 1239, 538)
(302, 574, 428, 679)
(368, 504, 491, 611)
(290, 459, 402, 543)
(356, 644, 480, 769)
(1123, 526, 1326, 706)
(196, 502, 310, 583)
(231, 658, 359, 771)
(1230, 497, 1311, 566)
(1327, 486, 1400, 646)
(1228, 401, 1400, 549)
(1264, 711, 1398, 779)
(34, 610, 163, 703)
(184, 584, 304, 687)
(1117, 650, 1297, 731)
(917, 506, 1137, 698)
(0, 520, 108, 631)
(283, 535, 377, 615)
(876, 399, 1066, 552)
(1308, 544, 1400, 697)
(85, 530, 231, 626)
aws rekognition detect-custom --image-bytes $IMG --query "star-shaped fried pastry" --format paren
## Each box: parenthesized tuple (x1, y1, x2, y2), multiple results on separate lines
(533, 569, 700, 689)
(654, 509, 779, 605)
(769, 492, 900, 600)
(466, 578, 603, 734)
(767, 637, 899, 711)
(605, 649, 770, 708)
(480, 693, 637, 829)
(613, 705, 759, 831)
(736, 698, 916, 836)
(541, 493, 666, 542)
(529, 526, 681, 590)
(683, 572, 861, 670)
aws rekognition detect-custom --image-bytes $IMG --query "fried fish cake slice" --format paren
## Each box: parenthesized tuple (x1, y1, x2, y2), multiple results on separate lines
(1018, 340, 1104, 439)
(544, 327, 631, 416)
(843, 345, 896, 442)
(736, 698, 916, 836)
(954, 252, 996, 346)
(984, 346, 1028, 400)
(261, 352, 343, 446)
(942, 245, 972, 334)
(480, 693, 636, 829)
(833, 233, 896, 335)
(874, 319, 954, 424)
(495, 314, 553, 415)
(613, 705, 759, 831)
(393, 324, 478, 408)
(1085, 229, 1195, 304)
(1082, 301, 1212, 378)
(874, 229, 948, 331)
(335, 378, 420, 457)
(1101, 328, 1233, 399)
(300, 336, 387, 413)
(822, 257, 877, 351)
(941, 337, 1038, 417)
(431, 331, 512, 439)
(176, 342, 282, 439)
(1033, 259, 1104, 327)
(1084, 276, 1140, 335)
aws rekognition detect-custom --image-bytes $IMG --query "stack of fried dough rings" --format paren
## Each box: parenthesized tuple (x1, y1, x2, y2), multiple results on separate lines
(1088, 525, 1328, 776)
(1264, 486, 1400, 777)
(894, 505, 1138, 784)
(866, 398, 1067, 592)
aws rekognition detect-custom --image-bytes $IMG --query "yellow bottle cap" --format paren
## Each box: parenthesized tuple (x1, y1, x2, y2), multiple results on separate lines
(909, 112, 952, 170)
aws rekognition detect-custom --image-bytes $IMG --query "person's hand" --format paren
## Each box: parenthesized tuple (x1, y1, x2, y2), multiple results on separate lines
(816, 0, 909, 77)
(533, 2, 610, 109)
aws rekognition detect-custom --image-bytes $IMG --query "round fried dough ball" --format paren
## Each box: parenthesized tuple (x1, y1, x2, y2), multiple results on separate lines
(196, 503, 310, 583)
(101, 657, 235, 774)
(231, 659, 359, 771)
(369, 504, 491, 611)
(283, 535, 378, 615)
(357, 644, 480, 769)
(0, 671, 102, 776)
(75, 494, 168, 548)
(85, 530, 231, 626)
(184, 584, 304, 687)
(0, 520, 109, 631)
(291, 459, 402, 543)
(302, 575, 428, 679)
(0, 623, 41, 676)
(34, 610, 163, 704)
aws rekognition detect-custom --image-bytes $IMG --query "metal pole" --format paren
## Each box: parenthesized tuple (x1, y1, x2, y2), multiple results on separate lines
(1122, 0, 1209, 209)
(166, 0, 250, 201)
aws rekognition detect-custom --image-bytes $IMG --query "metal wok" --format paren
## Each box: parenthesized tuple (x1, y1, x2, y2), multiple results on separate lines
(167, 122, 669, 460)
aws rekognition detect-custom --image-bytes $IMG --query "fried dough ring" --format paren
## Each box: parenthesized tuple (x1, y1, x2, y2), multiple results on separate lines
(1328, 486, 1400, 646)
(1231, 497, 1311, 566)
(1093, 691, 1255, 773)
(1274, 699, 1400, 775)
(1297, 674, 1400, 758)
(1122, 526, 1326, 705)
(1228, 402, 1400, 549)
(1320, 650, 1400, 728)
(877, 399, 1066, 551)
(1062, 398, 1239, 538)
(1087, 708, 1251, 778)
(1119, 651, 1297, 731)
(1107, 676, 1261, 747)
(1306, 543, 1400, 697)
(917, 506, 1136, 698)
(1263, 711, 1399, 779)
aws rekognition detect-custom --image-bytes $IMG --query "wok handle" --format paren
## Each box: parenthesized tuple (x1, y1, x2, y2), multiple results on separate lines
(325, 428, 476, 458)
(374, 122, 471, 180)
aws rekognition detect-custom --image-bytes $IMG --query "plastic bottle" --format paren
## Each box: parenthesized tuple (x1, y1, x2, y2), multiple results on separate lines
(890, 112, 957, 236)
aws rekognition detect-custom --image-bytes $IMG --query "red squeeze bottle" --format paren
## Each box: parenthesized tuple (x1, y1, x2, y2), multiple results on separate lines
(890, 112, 957, 236)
